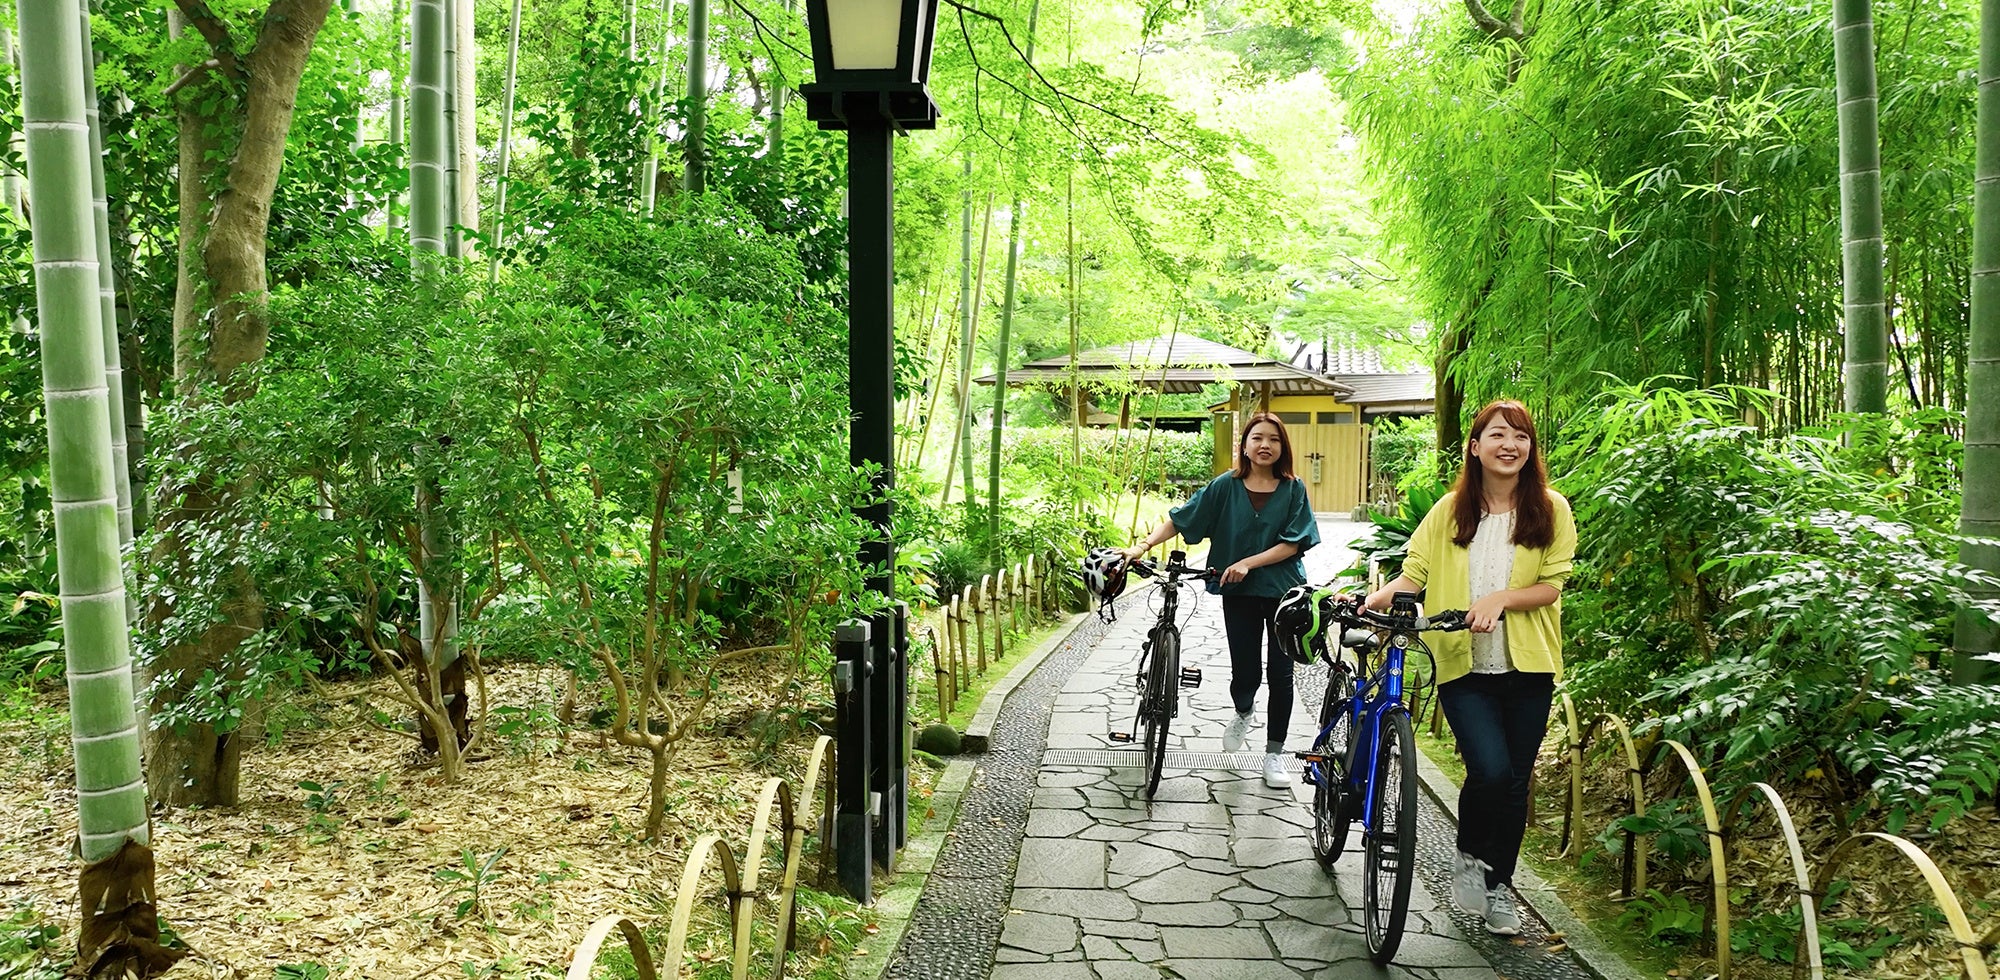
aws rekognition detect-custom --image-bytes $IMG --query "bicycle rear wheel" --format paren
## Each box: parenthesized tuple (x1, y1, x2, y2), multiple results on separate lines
(1362, 708, 1417, 964)
(1141, 628, 1177, 799)
(1311, 665, 1356, 868)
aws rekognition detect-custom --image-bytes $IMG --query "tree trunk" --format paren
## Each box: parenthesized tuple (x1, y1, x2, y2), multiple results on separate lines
(488, 0, 523, 283)
(453, 0, 477, 247)
(1433, 317, 1473, 478)
(409, 0, 465, 768)
(941, 159, 979, 509)
(1835, 0, 1887, 413)
(77, 0, 135, 558)
(151, 0, 334, 809)
(388, 0, 405, 231)
(986, 0, 1040, 558)
(1956, 0, 2000, 683)
(20, 1, 174, 973)
(682, 0, 708, 195)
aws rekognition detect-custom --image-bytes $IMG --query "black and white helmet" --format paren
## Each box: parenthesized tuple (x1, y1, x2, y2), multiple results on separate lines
(1274, 584, 1333, 665)
(1081, 547, 1131, 605)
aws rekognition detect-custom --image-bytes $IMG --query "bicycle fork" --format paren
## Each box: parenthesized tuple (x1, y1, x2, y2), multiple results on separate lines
(1109, 631, 1204, 743)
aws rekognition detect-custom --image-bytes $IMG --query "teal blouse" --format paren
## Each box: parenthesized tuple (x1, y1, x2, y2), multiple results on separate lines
(1168, 473, 1320, 598)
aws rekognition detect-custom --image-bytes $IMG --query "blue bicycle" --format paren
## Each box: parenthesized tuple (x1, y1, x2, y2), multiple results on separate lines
(1282, 588, 1469, 964)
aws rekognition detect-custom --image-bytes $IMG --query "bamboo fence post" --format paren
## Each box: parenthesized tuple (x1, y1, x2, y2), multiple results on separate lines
(988, 573, 1005, 668)
(956, 586, 972, 687)
(974, 578, 989, 674)
(930, 622, 951, 722)
(1009, 563, 1022, 632)
(940, 600, 955, 715)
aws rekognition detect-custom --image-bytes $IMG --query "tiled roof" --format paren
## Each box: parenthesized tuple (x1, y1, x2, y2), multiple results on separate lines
(975, 335, 1353, 396)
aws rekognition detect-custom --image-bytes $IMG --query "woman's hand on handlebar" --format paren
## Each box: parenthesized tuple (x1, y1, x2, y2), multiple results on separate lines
(1467, 593, 1508, 633)
(1219, 560, 1253, 585)
(1120, 544, 1148, 565)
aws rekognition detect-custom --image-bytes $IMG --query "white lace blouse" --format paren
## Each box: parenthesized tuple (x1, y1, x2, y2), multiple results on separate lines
(1467, 509, 1515, 674)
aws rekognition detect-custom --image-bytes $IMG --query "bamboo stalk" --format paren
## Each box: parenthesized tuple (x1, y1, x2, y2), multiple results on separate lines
(22, 0, 148, 859)
(1835, 0, 1887, 413)
(487, 0, 524, 285)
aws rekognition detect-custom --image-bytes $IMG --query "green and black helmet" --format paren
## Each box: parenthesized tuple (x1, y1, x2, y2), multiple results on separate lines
(1274, 584, 1339, 665)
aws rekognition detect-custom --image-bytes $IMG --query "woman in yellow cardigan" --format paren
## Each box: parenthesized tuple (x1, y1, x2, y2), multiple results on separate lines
(1364, 400, 1576, 937)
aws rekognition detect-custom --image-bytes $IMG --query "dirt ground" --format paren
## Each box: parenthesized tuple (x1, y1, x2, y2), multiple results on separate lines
(0, 662, 878, 980)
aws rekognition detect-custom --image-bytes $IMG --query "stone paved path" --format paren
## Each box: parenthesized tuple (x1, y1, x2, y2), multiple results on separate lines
(991, 519, 1596, 980)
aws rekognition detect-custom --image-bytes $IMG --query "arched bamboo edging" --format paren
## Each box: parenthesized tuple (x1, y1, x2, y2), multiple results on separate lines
(1807, 832, 1991, 980)
(1578, 713, 1649, 898)
(663, 834, 742, 972)
(1555, 707, 1990, 980)
(566, 915, 659, 980)
(1557, 694, 1585, 866)
(730, 778, 798, 979)
(1715, 782, 1822, 980)
(566, 736, 835, 980)
(1650, 739, 1730, 978)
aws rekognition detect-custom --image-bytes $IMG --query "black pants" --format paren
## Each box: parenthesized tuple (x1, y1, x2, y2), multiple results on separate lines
(1438, 669, 1555, 888)
(1220, 595, 1292, 750)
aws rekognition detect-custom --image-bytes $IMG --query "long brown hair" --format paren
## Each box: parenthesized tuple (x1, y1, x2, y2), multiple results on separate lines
(1233, 412, 1296, 480)
(1450, 400, 1553, 548)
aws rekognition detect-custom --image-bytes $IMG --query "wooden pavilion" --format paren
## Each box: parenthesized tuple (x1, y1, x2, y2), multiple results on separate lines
(975, 335, 1428, 513)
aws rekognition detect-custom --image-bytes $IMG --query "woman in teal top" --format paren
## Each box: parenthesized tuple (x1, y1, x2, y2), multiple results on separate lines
(1124, 412, 1320, 788)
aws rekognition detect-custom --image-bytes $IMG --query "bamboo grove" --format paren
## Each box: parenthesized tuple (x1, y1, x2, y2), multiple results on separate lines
(4, 0, 2000, 974)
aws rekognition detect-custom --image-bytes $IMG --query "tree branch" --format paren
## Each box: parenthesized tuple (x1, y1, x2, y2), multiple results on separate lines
(171, 0, 245, 81)
(1463, 0, 1527, 40)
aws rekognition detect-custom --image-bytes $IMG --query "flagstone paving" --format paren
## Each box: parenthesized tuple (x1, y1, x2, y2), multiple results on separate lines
(883, 518, 1605, 980)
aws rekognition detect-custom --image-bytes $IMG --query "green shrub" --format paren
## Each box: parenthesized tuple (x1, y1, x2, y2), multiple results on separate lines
(1552, 381, 2000, 831)
(1367, 416, 1436, 500)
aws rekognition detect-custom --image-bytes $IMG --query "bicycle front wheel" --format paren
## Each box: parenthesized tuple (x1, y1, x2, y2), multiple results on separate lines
(1311, 665, 1355, 868)
(1141, 629, 1177, 799)
(1362, 708, 1418, 964)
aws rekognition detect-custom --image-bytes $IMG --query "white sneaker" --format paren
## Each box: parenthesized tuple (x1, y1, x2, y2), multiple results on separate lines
(1485, 885, 1521, 935)
(1262, 752, 1294, 788)
(1221, 711, 1253, 753)
(1452, 850, 1490, 917)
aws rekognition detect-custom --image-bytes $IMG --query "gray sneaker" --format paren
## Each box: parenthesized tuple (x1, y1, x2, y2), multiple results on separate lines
(1485, 885, 1521, 935)
(1452, 850, 1489, 917)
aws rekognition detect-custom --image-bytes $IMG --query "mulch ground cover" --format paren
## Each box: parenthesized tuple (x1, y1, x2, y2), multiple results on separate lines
(0, 661, 873, 980)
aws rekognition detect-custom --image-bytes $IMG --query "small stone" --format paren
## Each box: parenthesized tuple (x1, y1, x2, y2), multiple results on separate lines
(916, 723, 962, 755)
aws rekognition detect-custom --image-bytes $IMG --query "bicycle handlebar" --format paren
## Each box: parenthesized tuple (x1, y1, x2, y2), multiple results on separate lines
(1127, 553, 1220, 583)
(1323, 594, 1478, 633)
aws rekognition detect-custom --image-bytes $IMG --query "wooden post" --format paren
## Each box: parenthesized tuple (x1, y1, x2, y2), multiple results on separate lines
(989, 573, 1005, 668)
(1026, 555, 1039, 616)
(956, 586, 972, 689)
(932, 620, 951, 722)
(974, 577, 990, 673)
(942, 603, 959, 717)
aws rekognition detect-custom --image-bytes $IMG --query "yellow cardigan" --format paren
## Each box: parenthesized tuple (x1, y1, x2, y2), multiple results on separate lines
(1400, 489, 1576, 684)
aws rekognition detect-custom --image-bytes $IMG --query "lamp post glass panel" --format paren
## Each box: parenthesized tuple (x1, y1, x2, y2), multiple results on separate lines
(801, 0, 939, 900)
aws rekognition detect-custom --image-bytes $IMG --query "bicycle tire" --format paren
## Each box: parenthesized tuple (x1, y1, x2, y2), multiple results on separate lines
(1142, 628, 1177, 799)
(1311, 665, 1355, 868)
(1362, 708, 1417, 965)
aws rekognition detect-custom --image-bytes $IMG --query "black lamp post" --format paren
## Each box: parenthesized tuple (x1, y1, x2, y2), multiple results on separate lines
(800, 0, 940, 902)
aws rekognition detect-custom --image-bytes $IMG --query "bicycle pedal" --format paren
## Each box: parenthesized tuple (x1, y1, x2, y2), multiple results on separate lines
(1108, 731, 1134, 743)
(1294, 752, 1327, 762)
(1179, 667, 1202, 688)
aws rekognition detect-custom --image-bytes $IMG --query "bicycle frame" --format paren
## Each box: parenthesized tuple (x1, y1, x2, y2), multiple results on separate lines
(1315, 637, 1409, 837)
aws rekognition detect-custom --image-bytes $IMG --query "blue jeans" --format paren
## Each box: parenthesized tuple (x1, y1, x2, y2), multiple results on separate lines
(1438, 670, 1555, 888)
(1221, 595, 1292, 751)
